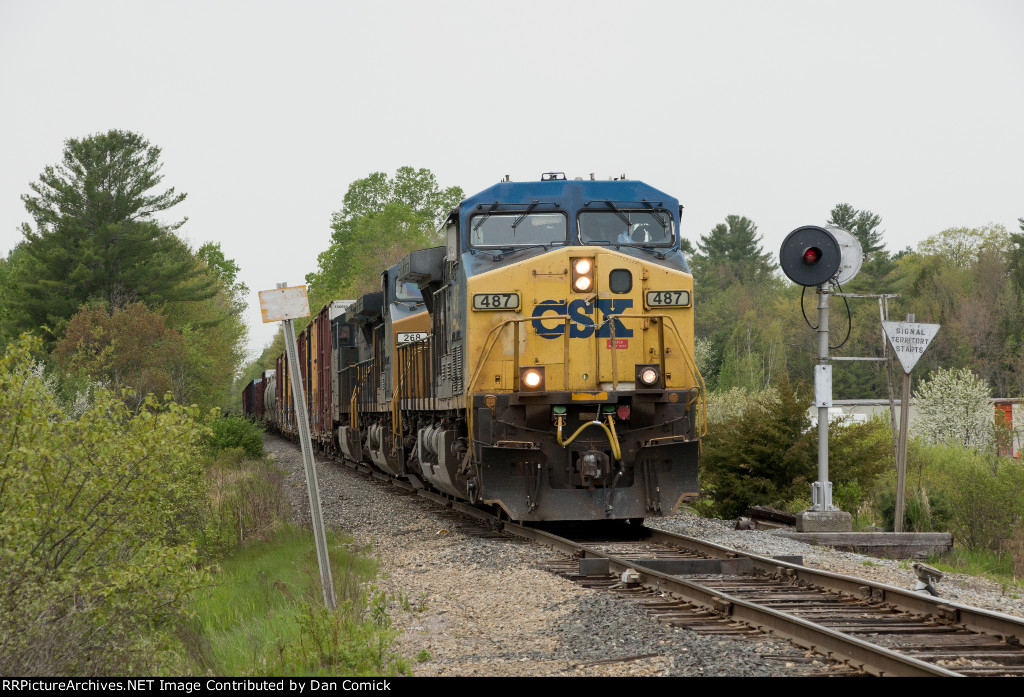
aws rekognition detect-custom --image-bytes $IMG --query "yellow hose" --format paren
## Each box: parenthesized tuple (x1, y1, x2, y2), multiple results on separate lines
(555, 415, 622, 461)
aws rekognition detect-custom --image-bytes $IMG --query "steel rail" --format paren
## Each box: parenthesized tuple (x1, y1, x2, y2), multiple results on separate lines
(641, 528, 1024, 640)
(504, 522, 962, 677)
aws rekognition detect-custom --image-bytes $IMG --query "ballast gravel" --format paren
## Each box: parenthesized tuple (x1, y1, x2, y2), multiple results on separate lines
(265, 435, 1024, 677)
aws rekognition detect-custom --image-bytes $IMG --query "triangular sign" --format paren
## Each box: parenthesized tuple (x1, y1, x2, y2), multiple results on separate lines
(882, 321, 940, 374)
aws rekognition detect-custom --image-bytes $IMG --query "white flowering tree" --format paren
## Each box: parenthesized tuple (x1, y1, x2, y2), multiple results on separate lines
(694, 336, 715, 378)
(912, 367, 992, 448)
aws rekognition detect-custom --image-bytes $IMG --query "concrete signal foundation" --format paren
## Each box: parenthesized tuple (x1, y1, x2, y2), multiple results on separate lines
(796, 509, 853, 532)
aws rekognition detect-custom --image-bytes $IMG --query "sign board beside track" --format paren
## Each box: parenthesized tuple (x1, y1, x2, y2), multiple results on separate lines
(882, 321, 940, 374)
(259, 285, 310, 322)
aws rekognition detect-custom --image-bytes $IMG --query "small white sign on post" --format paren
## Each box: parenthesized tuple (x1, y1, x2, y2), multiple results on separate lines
(258, 283, 334, 610)
(882, 321, 940, 374)
(258, 285, 310, 323)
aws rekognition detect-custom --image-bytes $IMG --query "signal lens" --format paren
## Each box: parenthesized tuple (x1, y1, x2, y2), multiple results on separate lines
(574, 275, 592, 291)
(803, 247, 822, 265)
(574, 259, 592, 275)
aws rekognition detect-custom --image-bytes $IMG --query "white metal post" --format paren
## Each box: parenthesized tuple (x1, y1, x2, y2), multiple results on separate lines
(812, 286, 834, 510)
(279, 285, 336, 611)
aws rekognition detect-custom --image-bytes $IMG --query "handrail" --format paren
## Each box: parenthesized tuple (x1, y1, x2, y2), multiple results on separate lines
(609, 313, 708, 437)
(464, 312, 707, 451)
(347, 360, 373, 431)
(392, 338, 430, 447)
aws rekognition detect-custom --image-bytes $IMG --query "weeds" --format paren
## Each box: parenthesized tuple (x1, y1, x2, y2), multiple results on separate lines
(186, 527, 407, 677)
(201, 455, 288, 557)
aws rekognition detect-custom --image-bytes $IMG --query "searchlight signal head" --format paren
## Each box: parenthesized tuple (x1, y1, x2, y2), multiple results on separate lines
(780, 225, 842, 287)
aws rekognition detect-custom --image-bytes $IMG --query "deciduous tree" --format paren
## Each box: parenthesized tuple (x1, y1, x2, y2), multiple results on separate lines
(913, 367, 992, 448)
(53, 303, 188, 411)
(0, 337, 209, 675)
(306, 167, 463, 309)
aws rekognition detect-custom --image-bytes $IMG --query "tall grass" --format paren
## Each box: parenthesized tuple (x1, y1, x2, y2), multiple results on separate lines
(929, 547, 1019, 584)
(159, 442, 409, 677)
(179, 526, 409, 676)
(200, 449, 287, 558)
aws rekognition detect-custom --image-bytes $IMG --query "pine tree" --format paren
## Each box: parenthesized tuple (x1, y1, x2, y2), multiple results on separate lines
(828, 203, 885, 258)
(14, 130, 216, 337)
(690, 215, 777, 291)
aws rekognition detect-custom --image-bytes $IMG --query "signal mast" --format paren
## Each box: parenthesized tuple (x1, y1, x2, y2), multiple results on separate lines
(779, 226, 862, 532)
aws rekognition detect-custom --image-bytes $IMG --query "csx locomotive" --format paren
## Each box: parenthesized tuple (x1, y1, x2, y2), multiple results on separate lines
(243, 173, 705, 522)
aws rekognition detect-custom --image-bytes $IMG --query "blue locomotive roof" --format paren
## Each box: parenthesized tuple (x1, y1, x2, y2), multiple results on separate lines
(460, 177, 679, 214)
(456, 176, 689, 273)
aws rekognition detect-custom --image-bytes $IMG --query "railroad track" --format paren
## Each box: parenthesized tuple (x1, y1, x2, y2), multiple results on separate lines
(501, 520, 1024, 677)
(332, 454, 1024, 677)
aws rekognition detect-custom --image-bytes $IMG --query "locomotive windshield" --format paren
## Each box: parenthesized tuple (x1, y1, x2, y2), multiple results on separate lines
(395, 281, 422, 302)
(470, 213, 567, 248)
(578, 209, 674, 247)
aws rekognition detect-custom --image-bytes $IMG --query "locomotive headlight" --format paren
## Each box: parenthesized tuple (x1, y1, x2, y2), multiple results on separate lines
(572, 257, 595, 293)
(636, 364, 661, 387)
(519, 366, 546, 392)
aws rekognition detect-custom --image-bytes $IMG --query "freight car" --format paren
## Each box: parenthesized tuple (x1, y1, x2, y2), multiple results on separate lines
(245, 173, 705, 523)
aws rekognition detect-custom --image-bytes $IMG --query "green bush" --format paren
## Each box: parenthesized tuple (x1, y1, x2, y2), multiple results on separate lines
(0, 337, 211, 676)
(700, 382, 813, 518)
(870, 440, 1024, 552)
(208, 414, 265, 458)
(923, 443, 1024, 551)
(700, 382, 892, 518)
(825, 418, 894, 512)
(875, 487, 950, 532)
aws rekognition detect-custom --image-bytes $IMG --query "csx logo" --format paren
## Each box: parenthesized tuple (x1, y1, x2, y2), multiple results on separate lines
(532, 299, 634, 339)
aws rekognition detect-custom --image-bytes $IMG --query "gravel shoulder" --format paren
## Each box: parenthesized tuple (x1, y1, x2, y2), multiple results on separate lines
(266, 434, 1024, 677)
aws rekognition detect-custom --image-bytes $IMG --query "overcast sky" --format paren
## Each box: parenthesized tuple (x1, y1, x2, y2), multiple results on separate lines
(2, 0, 1022, 359)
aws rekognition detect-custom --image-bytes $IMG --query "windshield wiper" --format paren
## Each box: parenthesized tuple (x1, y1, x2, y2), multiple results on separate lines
(472, 202, 501, 232)
(510, 200, 539, 230)
(641, 201, 670, 228)
(472, 243, 552, 261)
(602, 200, 632, 228)
(614, 243, 667, 260)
